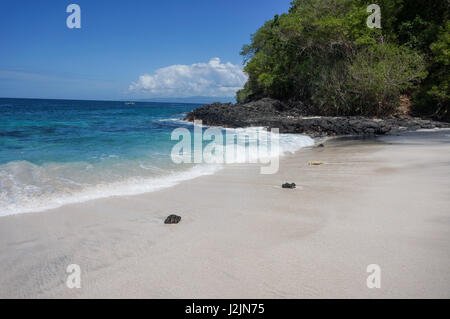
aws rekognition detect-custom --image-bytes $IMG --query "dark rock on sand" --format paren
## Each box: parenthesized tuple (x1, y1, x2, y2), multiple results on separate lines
(164, 214, 181, 224)
(184, 98, 450, 137)
(282, 183, 296, 189)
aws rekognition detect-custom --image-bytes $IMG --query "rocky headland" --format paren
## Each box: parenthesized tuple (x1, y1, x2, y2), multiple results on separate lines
(184, 98, 450, 137)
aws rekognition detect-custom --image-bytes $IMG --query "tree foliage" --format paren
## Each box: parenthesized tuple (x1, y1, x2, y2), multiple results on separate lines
(237, 0, 449, 120)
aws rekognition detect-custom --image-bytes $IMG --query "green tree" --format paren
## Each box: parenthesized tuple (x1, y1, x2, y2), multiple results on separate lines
(237, 0, 448, 120)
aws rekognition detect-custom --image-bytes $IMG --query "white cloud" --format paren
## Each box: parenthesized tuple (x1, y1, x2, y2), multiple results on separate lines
(129, 58, 247, 97)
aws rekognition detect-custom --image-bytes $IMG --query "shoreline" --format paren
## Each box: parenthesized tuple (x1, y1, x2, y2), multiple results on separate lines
(0, 124, 314, 218)
(0, 164, 222, 217)
(1, 130, 449, 298)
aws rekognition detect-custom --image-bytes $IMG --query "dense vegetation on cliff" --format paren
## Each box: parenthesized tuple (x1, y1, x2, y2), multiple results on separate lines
(236, 0, 449, 120)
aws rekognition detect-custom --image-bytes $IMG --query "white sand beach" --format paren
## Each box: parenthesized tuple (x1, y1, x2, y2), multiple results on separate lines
(1, 131, 449, 298)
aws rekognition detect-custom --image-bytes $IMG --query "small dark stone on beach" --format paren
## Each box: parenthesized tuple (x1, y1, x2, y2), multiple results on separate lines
(165, 214, 181, 224)
(317, 143, 324, 148)
(282, 183, 296, 189)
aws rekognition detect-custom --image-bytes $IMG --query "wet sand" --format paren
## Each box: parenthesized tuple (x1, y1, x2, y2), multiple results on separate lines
(1, 131, 449, 298)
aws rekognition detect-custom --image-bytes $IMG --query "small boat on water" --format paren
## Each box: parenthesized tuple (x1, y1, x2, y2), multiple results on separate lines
(124, 102, 135, 105)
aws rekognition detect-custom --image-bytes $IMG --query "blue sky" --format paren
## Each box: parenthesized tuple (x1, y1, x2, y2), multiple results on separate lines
(0, 0, 292, 101)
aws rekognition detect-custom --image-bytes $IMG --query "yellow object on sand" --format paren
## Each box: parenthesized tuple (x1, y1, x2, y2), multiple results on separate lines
(308, 161, 324, 166)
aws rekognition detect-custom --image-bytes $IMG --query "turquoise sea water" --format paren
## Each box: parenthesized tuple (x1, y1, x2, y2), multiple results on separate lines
(0, 98, 314, 216)
(0, 98, 198, 165)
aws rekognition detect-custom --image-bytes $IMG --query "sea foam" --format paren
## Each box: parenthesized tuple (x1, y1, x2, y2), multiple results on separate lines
(0, 162, 221, 216)
(0, 109, 313, 216)
(0, 127, 313, 216)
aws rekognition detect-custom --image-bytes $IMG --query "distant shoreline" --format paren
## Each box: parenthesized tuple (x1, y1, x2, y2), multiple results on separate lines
(0, 96, 225, 105)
